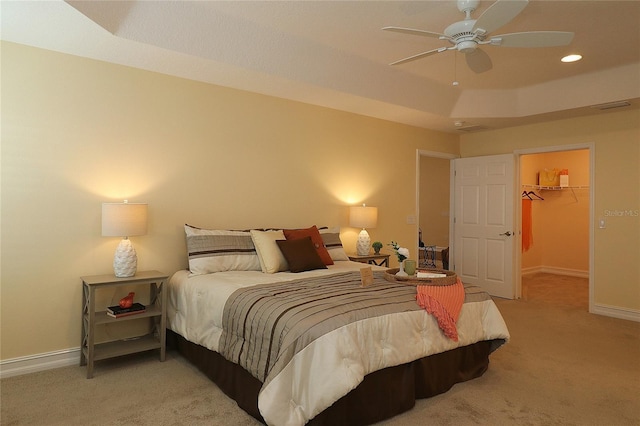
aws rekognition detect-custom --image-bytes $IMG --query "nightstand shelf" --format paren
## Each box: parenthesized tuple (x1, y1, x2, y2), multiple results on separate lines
(93, 306, 162, 325)
(80, 270, 168, 378)
(92, 335, 162, 362)
(349, 254, 390, 267)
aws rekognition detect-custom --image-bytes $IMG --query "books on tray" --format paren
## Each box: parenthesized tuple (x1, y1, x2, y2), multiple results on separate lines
(416, 271, 447, 279)
(106, 302, 146, 318)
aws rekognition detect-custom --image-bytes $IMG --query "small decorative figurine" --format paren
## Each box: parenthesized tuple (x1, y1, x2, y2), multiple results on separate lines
(119, 292, 135, 308)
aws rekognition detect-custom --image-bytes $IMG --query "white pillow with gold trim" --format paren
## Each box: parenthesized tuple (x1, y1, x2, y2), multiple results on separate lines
(250, 229, 288, 273)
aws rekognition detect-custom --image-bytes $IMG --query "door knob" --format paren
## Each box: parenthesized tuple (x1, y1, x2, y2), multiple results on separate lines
(500, 231, 512, 236)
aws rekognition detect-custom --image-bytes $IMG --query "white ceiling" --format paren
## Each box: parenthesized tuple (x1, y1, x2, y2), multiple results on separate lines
(2, 0, 639, 133)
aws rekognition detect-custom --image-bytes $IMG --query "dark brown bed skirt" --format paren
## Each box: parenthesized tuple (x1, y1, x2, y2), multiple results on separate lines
(168, 330, 495, 425)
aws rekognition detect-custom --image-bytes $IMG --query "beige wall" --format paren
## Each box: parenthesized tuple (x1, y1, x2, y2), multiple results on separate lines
(0, 42, 459, 360)
(521, 150, 590, 274)
(3, 41, 637, 361)
(419, 156, 450, 248)
(460, 111, 640, 311)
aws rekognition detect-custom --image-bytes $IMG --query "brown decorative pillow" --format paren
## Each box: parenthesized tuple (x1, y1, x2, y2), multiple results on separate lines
(276, 237, 328, 273)
(283, 225, 334, 265)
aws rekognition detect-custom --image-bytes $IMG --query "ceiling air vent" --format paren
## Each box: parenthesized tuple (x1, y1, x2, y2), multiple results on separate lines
(590, 100, 631, 111)
(456, 124, 489, 132)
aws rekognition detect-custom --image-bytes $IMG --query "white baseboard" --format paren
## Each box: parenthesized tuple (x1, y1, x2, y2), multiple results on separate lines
(591, 303, 640, 322)
(521, 266, 589, 278)
(0, 347, 80, 379)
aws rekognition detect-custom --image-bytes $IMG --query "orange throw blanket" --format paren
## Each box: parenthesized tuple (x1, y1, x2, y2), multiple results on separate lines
(416, 278, 465, 341)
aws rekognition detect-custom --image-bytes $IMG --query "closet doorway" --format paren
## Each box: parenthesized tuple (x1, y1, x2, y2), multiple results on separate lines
(517, 146, 593, 311)
(416, 150, 457, 270)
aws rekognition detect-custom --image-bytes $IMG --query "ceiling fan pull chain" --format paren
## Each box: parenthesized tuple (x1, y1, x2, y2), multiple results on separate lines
(453, 52, 459, 86)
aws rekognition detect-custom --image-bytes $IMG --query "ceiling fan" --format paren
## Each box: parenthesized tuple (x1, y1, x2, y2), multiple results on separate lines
(383, 0, 574, 73)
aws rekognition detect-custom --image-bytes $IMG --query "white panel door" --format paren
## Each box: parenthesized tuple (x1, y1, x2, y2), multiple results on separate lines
(454, 154, 515, 299)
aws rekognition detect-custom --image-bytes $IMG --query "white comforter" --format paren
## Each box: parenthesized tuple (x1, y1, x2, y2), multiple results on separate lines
(168, 261, 510, 426)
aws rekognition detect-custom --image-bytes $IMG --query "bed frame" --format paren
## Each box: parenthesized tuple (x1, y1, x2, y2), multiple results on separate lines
(168, 330, 495, 425)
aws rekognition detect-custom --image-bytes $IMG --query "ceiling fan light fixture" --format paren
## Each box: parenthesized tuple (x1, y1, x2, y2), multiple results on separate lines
(457, 40, 477, 53)
(561, 54, 582, 63)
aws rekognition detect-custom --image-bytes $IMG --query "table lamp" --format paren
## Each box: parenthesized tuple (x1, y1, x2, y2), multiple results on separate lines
(350, 204, 378, 256)
(102, 200, 148, 278)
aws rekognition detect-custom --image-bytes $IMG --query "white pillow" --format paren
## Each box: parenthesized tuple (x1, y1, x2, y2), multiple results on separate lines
(250, 229, 288, 273)
(319, 227, 349, 261)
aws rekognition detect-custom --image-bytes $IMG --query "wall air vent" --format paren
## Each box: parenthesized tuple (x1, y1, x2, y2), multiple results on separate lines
(590, 100, 631, 110)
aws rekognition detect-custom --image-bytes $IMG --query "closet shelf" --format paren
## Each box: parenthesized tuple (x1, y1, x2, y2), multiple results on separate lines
(522, 184, 588, 202)
(522, 184, 589, 190)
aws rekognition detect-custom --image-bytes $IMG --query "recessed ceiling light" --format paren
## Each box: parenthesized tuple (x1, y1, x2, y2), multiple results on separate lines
(561, 54, 582, 63)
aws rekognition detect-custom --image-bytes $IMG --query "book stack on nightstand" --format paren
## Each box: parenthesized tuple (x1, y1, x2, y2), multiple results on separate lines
(106, 302, 146, 318)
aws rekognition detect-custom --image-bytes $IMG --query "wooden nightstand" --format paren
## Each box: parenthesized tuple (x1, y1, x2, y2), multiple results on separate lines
(348, 254, 390, 267)
(80, 270, 168, 378)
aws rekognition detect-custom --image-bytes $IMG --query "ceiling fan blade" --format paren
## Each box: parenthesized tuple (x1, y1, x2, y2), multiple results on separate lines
(490, 31, 574, 47)
(473, 0, 529, 35)
(389, 47, 448, 66)
(382, 26, 446, 39)
(465, 49, 493, 74)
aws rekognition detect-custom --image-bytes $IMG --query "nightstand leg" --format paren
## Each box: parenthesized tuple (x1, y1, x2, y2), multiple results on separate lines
(86, 286, 96, 379)
(159, 280, 166, 361)
(80, 284, 88, 367)
(151, 281, 167, 361)
(150, 281, 167, 362)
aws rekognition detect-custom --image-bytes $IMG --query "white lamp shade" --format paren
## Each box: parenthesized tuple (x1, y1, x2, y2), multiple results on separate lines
(102, 202, 147, 278)
(349, 205, 378, 229)
(102, 203, 148, 237)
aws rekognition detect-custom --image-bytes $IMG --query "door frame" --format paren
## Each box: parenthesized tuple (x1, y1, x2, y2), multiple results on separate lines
(514, 142, 595, 310)
(415, 150, 459, 269)
(417, 143, 594, 310)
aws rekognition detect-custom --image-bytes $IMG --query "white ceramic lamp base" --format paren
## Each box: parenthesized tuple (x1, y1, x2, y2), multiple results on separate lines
(356, 229, 371, 256)
(113, 238, 137, 278)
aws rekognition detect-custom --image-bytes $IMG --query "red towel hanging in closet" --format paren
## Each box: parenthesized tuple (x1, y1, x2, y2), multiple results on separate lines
(522, 199, 533, 252)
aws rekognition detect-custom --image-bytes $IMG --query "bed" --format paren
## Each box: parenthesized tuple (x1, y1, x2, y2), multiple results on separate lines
(167, 225, 510, 425)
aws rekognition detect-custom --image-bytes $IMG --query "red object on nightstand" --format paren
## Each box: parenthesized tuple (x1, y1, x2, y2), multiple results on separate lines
(119, 292, 135, 308)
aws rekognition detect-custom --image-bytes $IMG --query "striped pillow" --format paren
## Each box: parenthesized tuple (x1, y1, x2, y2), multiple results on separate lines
(185, 225, 262, 275)
(319, 227, 349, 261)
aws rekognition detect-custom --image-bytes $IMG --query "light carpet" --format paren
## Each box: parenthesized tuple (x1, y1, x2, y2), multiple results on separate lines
(2, 274, 639, 425)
